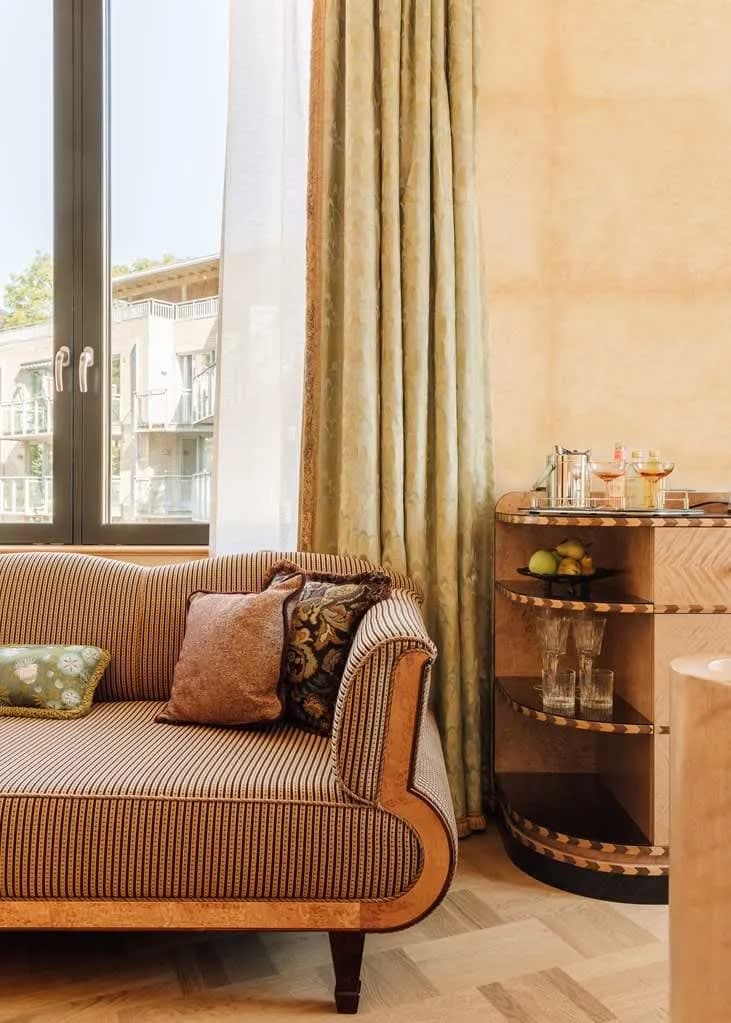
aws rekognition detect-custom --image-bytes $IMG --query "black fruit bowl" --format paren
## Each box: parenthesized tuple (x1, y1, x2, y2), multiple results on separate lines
(517, 566, 621, 600)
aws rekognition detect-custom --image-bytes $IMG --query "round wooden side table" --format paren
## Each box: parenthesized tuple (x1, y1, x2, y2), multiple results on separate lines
(671, 654, 731, 1023)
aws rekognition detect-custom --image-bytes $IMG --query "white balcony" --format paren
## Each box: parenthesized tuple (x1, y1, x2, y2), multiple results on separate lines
(0, 471, 211, 524)
(113, 296, 219, 323)
(135, 389, 203, 432)
(192, 364, 215, 425)
(133, 474, 192, 519)
(192, 470, 211, 522)
(126, 471, 210, 522)
(0, 398, 53, 438)
(0, 475, 52, 520)
(109, 472, 210, 522)
(110, 475, 122, 520)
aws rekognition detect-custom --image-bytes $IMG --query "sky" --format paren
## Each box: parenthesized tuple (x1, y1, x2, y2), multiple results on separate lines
(0, 0, 229, 298)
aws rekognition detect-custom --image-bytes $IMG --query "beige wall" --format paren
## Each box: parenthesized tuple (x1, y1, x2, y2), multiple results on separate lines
(481, 1, 731, 496)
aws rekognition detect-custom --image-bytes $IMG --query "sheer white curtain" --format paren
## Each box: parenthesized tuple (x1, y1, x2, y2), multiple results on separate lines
(211, 0, 311, 554)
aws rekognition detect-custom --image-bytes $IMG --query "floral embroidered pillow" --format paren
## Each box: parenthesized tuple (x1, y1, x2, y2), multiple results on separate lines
(262, 561, 392, 736)
(0, 645, 110, 720)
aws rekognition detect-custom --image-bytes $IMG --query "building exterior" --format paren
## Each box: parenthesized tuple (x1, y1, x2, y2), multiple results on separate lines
(0, 257, 219, 523)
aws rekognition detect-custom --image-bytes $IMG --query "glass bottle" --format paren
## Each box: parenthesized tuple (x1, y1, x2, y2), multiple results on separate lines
(647, 448, 667, 509)
(625, 448, 646, 509)
(609, 441, 626, 506)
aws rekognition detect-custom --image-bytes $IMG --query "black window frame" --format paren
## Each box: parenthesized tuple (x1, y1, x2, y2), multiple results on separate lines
(0, 0, 213, 546)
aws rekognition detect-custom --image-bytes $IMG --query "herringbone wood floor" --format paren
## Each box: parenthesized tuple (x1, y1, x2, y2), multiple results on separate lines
(0, 829, 668, 1022)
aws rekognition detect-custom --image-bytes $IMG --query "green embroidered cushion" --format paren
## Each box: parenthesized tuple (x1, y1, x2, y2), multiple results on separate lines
(0, 645, 110, 719)
(263, 561, 392, 736)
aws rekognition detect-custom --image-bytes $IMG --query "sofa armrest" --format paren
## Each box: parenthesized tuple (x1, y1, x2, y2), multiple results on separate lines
(331, 589, 437, 805)
(332, 591, 458, 928)
(411, 706, 460, 856)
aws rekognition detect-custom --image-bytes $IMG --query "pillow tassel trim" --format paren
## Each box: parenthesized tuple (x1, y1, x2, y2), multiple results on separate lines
(0, 649, 111, 720)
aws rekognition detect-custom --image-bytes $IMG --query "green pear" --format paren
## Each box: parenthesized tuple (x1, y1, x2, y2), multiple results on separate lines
(555, 538, 585, 561)
(557, 557, 581, 576)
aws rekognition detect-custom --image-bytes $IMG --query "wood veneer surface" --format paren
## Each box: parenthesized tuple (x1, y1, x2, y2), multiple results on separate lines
(671, 663, 731, 1023)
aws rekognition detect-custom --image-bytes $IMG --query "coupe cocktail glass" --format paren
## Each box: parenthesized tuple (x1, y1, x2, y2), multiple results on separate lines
(590, 457, 626, 510)
(632, 458, 675, 511)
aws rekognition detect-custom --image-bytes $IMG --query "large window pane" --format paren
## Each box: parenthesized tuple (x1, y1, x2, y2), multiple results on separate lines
(107, 0, 227, 525)
(0, 2, 54, 524)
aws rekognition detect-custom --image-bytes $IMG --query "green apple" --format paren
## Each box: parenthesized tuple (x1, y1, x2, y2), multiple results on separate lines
(528, 549, 560, 576)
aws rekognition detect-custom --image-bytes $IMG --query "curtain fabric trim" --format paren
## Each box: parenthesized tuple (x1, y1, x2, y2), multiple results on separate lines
(458, 813, 488, 839)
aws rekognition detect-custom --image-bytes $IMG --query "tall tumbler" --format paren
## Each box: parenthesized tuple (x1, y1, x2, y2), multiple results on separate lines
(572, 614, 607, 711)
(535, 610, 572, 713)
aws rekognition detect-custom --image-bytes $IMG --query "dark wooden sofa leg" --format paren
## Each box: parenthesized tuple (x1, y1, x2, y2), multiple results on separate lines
(329, 931, 365, 1014)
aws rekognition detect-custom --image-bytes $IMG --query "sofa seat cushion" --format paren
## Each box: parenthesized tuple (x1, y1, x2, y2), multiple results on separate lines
(0, 702, 421, 901)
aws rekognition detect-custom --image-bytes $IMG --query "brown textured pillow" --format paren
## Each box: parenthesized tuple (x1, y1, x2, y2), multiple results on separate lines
(262, 560, 392, 736)
(156, 572, 305, 727)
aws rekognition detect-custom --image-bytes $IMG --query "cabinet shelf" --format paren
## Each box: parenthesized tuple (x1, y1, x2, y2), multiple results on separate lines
(496, 508, 731, 528)
(496, 676, 656, 734)
(496, 579, 653, 614)
(497, 772, 668, 872)
(655, 603, 731, 615)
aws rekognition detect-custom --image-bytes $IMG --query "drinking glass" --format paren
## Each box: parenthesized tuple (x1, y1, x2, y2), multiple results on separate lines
(542, 668, 577, 714)
(580, 668, 614, 715)
(535, 610, 571, 710)
(632, 458, 675, 511)
(572, 614, 606, 696)
(590, 457, 626, 510)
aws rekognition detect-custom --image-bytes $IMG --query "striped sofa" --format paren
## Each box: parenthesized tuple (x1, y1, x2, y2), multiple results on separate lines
(0, 551, 457, 1013)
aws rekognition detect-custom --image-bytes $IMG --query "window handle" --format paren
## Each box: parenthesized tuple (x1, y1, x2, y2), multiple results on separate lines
(78, 346, 95, 393)
(54, 346, 71, 393)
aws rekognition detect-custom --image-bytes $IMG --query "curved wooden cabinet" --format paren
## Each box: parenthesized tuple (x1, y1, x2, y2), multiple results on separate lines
(494, 491, 731, 903)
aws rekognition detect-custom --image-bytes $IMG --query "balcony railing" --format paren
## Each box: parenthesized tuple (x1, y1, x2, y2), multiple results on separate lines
(0, 472, 208, 523)
(0, 321, 53, 344)
(110, 471, 211, 523)
(0, 296, 220, 344)
(177, 297, 219, 320)
(0, 475, 52, 518)
(113, 296, 219, 323)
(0, 398, 53, 437)
(135, 389, 196, 430)
(192, 363, 216, 423)
(133, 475, 192, 519)
(110, 475, 122, 520)
(192, 470, 211, 522)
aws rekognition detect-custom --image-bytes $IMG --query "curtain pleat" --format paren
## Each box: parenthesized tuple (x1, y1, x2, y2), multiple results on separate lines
(300, 0, 492, 837)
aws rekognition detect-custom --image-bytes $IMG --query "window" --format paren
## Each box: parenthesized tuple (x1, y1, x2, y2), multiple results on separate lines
(0, 0, 228, 543)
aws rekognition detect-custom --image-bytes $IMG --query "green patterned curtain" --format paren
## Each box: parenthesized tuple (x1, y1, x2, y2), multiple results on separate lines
(300, 0, 492, 836)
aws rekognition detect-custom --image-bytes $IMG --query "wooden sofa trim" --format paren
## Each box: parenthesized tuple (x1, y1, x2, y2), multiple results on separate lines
(0, 651, 454, 933)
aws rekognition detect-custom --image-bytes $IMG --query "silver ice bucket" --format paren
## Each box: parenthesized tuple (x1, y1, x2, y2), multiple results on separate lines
(545, 446, 591, 508)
